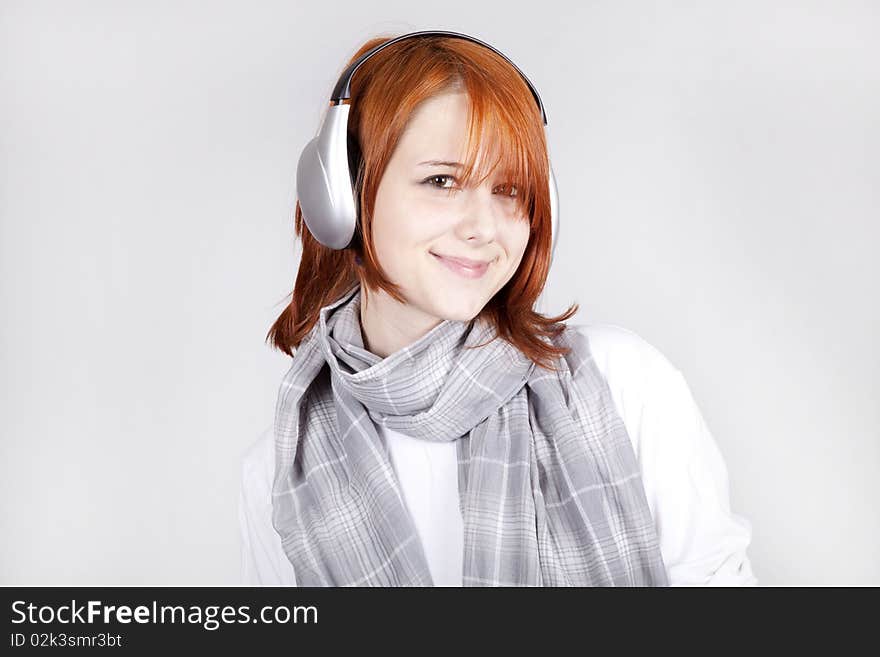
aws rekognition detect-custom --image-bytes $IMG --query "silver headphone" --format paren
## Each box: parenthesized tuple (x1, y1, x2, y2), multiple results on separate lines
(295, 30, 559, 266)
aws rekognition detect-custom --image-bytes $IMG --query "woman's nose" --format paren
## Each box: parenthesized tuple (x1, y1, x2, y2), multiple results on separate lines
(455, 185, 500, 241)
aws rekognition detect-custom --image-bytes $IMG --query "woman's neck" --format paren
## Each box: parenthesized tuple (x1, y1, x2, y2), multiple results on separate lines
(358, 284, 443, 358)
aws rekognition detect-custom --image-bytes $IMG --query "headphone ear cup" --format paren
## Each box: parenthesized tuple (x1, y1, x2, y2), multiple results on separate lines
(295, 136, 328, 245)
(294, 104, 358, 250)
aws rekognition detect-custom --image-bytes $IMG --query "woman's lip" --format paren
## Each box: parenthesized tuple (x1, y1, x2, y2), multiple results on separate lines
(430, 252, 491, 267)
(431, 252, 491, 279)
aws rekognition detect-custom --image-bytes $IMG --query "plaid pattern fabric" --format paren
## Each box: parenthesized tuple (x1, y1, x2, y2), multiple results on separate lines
(272, 284, 668, 586)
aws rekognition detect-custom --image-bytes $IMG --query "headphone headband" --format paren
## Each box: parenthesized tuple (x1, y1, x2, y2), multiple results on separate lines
(328, 30, 548, 125)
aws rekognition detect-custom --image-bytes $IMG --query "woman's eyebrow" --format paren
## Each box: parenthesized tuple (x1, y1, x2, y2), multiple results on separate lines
(417, 160, 465, 168)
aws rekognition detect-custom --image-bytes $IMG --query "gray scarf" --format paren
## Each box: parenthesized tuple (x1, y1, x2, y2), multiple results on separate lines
(271, 284, 668, 586)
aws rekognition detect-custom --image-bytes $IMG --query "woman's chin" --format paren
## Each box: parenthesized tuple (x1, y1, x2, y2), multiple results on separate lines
(422, 295, 487, 323)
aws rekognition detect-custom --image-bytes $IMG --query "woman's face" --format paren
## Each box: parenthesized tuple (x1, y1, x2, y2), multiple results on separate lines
(369, 91, 531, 325)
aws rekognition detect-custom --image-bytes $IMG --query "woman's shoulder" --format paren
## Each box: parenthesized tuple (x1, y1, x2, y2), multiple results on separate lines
(552, 322, 693, 460)
(559, 324, 757, 585)
(558, 322, 683, 393)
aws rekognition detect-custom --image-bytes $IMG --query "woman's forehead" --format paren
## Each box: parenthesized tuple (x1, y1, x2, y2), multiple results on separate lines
(401, 115, 503, 168)
(401, 93, 470, 140)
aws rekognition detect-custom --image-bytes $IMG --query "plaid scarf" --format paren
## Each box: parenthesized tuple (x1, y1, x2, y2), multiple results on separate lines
(271, 284, 668, 586)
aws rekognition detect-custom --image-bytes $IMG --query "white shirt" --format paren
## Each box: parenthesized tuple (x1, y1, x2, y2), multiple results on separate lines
(239, 324, 758, 586)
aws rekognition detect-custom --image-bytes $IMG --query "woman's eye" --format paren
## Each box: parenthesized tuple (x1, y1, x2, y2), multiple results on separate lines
(494, 183, 518, 198)
(424, 174, 457, 189)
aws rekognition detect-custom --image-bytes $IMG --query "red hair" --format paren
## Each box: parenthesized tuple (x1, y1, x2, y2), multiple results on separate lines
(267, 33, 579, 371)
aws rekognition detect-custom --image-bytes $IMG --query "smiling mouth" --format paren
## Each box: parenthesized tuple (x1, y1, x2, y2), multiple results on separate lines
(430, 252, 492, 279)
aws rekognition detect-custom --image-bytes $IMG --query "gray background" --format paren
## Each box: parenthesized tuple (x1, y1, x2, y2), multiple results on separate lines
(2, 0, 877, 585)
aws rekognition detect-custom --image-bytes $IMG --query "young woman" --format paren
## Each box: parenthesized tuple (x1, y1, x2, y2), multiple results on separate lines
(239, 32, 758, 586)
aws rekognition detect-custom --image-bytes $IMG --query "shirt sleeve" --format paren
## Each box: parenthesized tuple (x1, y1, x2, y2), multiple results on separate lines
(238, 429, 298, 586)
(637, 365, 758, 586)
